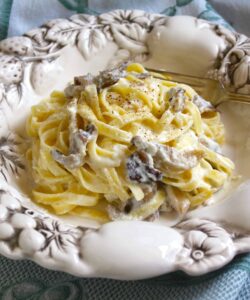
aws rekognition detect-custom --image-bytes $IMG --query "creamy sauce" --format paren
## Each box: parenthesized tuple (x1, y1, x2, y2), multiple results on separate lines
(199, 135, 222, 153)
(13, 100, 250, 229)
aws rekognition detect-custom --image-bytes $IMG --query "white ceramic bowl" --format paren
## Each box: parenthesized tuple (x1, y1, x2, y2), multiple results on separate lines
(0, 10, 250, 280)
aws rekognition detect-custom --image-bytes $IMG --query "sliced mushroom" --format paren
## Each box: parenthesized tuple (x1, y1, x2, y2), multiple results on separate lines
(51, 98, 97, 169)
(64, 73, 94, 98)
(126, 150, 162, 184)
(94, 62, 128, 90)
(192, 94, 214, 113)
(132, 136, 158, 156)
(51, 149, 83, 170)
(95, 63, 149, 90)
(168, 87, 187, 112)
(132, 136, 204, 172)
(64, 62, 150, 98)
(155, 145, 204, 171)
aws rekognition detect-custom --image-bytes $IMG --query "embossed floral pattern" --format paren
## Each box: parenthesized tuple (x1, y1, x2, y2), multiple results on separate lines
(0, 134, 25, 181)
(0, 10, 161, 104)
(176, 219, 235, 274)
(37, 219, 81, 256)
(0, 55, 24, 107)
(99, 10, 152, 28)
(0, 184, 249, 277)
(209, 25, 250, 93)
(0, 188, 85, 260)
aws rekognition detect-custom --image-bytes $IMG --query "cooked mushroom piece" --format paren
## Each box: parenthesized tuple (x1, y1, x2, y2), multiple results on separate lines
(131, 136, 204, 172)
(168, 87, 187, 112)
(155, 146, 204, 171)
(51, 149, 83, 170)
(64, 73, 94, 98)
(131, 136, 158, 156)
(94, 62, 128, 90)
(64, 63, 150, 98)
(126, 150, 162, 184)
(51, 98, 97, 169)
(192, 94, 215, 113)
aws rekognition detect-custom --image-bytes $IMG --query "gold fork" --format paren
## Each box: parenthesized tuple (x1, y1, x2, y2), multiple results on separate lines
(146, 67, 250, 107)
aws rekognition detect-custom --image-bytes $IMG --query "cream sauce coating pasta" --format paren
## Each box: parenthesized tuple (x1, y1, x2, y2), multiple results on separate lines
(26, 63, 234, 222)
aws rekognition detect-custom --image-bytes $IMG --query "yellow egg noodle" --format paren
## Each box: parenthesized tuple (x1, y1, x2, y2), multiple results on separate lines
(26, 63, 234, 222)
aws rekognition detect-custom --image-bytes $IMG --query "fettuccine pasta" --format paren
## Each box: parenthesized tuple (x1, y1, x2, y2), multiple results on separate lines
(26, 63, 234, 222)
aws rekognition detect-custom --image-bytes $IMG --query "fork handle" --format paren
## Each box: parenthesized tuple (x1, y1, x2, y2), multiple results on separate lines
(216, 92, 250, 106)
